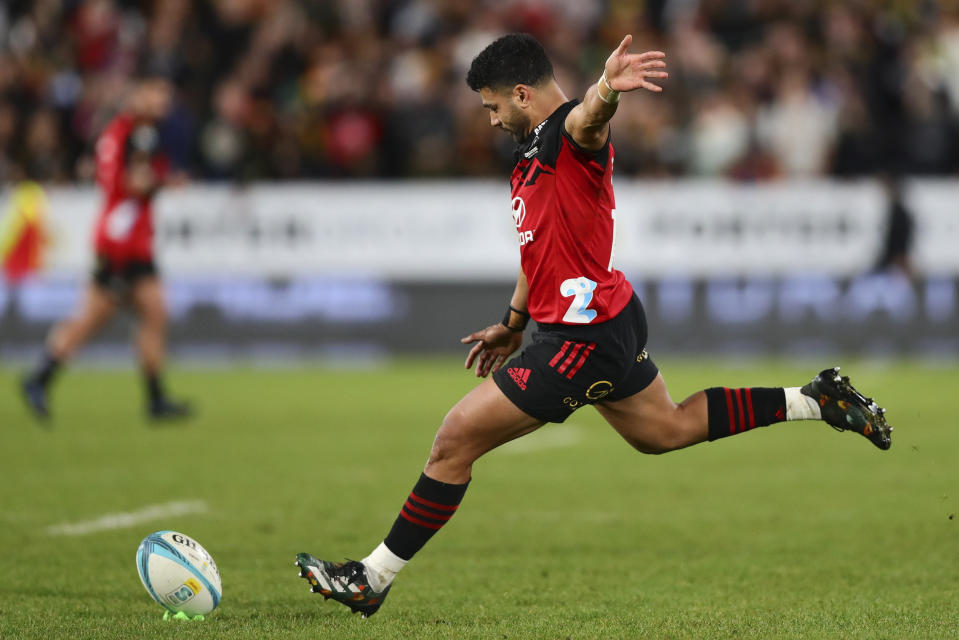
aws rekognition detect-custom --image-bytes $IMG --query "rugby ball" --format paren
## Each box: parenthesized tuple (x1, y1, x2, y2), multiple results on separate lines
(136, 530, 222, 616)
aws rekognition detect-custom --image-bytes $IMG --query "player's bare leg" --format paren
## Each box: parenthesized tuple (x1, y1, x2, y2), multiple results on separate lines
(131, 276, 191, 420)
(426, 377, 544, 483)
(50, 283, 118, 359)
(131, 276, 167, 375)
(21, 284, 117, 420)
(596, 373, 708, 454)
(597, 369, 892, 453)
(297, 378, 543, 617)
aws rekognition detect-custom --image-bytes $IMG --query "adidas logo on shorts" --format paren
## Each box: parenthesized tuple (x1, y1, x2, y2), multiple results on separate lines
(507, 367, 531, 390)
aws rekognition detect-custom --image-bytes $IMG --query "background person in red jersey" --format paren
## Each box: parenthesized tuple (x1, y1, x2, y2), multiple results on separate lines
(21, 77, 192, 422)
(293, 34, 892, 617)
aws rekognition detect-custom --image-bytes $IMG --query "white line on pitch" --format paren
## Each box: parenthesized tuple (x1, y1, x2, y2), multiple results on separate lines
(45, 500, 208, 537)
(499, 424, 582, 455)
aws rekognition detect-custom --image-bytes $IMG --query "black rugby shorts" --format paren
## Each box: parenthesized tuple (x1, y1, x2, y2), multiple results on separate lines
(492, 293, 659, 423)
(92, 254, 158, 294)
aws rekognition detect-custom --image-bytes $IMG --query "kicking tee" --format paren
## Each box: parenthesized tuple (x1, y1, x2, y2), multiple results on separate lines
(510, 100, 632, 325)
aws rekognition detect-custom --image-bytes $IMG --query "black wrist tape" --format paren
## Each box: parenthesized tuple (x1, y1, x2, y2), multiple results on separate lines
(502, 304, 530, 332)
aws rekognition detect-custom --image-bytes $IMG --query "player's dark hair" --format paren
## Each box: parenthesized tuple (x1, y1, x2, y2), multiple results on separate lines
(466, 33, 554, 91)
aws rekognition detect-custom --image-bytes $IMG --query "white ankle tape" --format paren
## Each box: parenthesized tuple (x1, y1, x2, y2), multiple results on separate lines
(364, 542, 407, 573)
(784, 387, 821, 421)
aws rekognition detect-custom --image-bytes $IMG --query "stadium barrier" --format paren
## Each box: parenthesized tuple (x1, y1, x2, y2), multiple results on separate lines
(1, 180, 956, 359)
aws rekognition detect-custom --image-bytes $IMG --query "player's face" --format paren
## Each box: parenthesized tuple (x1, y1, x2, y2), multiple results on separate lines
(135, 80, 173, 122)
(479, 87, 531, 142)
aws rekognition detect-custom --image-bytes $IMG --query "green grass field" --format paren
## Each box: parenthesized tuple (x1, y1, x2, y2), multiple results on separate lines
(1, 359, 957, 639)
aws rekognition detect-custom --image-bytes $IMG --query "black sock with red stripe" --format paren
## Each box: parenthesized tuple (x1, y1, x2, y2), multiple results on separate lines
(705, 387, 787, 441)
(382, 472, 469, 561)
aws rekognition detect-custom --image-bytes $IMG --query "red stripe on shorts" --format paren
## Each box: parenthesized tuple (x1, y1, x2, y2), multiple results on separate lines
(566, 342, 596, 379)
(557, 342, 584, 374)
(549, 341, 572, 368)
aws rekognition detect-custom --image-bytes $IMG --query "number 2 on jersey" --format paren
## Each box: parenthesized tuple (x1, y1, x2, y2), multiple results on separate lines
(105, 200, 139, 241)
(560, 277, 598, 323)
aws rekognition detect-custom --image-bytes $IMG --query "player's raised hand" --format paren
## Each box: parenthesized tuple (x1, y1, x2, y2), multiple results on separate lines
(461, 324, 524, 378)
(604, 34, 667, 93)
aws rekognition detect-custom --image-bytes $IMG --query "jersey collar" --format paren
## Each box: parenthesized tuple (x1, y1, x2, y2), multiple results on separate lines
(513, 99, 579, 164)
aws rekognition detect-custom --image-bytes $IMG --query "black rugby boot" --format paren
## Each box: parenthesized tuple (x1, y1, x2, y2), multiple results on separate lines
(801, 367, 892, 450)
(295, 553, 392, 618)
(148, 397, 194, 421)
(20, 376, 51, 423)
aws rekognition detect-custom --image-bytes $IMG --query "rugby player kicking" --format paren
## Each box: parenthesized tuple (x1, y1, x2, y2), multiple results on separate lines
(296, 34, 892, 617)
(21, 77, 191, 422)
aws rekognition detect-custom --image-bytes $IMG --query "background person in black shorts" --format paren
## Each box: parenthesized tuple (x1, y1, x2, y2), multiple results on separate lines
(294, 33, 893, 617)
(20, 78, 191, 422)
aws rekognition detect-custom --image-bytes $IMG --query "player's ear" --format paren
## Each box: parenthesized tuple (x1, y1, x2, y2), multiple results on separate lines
(512, 84, 532, 107)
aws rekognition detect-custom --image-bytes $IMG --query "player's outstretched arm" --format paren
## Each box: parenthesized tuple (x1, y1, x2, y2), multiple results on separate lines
(461, 269, 529, 377)
(565, 34, 667, 150)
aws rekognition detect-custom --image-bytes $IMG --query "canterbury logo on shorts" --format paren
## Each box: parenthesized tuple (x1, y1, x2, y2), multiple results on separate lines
(548, 341, 597, 379)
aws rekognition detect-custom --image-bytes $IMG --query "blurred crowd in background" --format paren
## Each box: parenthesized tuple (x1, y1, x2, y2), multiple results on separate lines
(1, 0, 958, 183)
